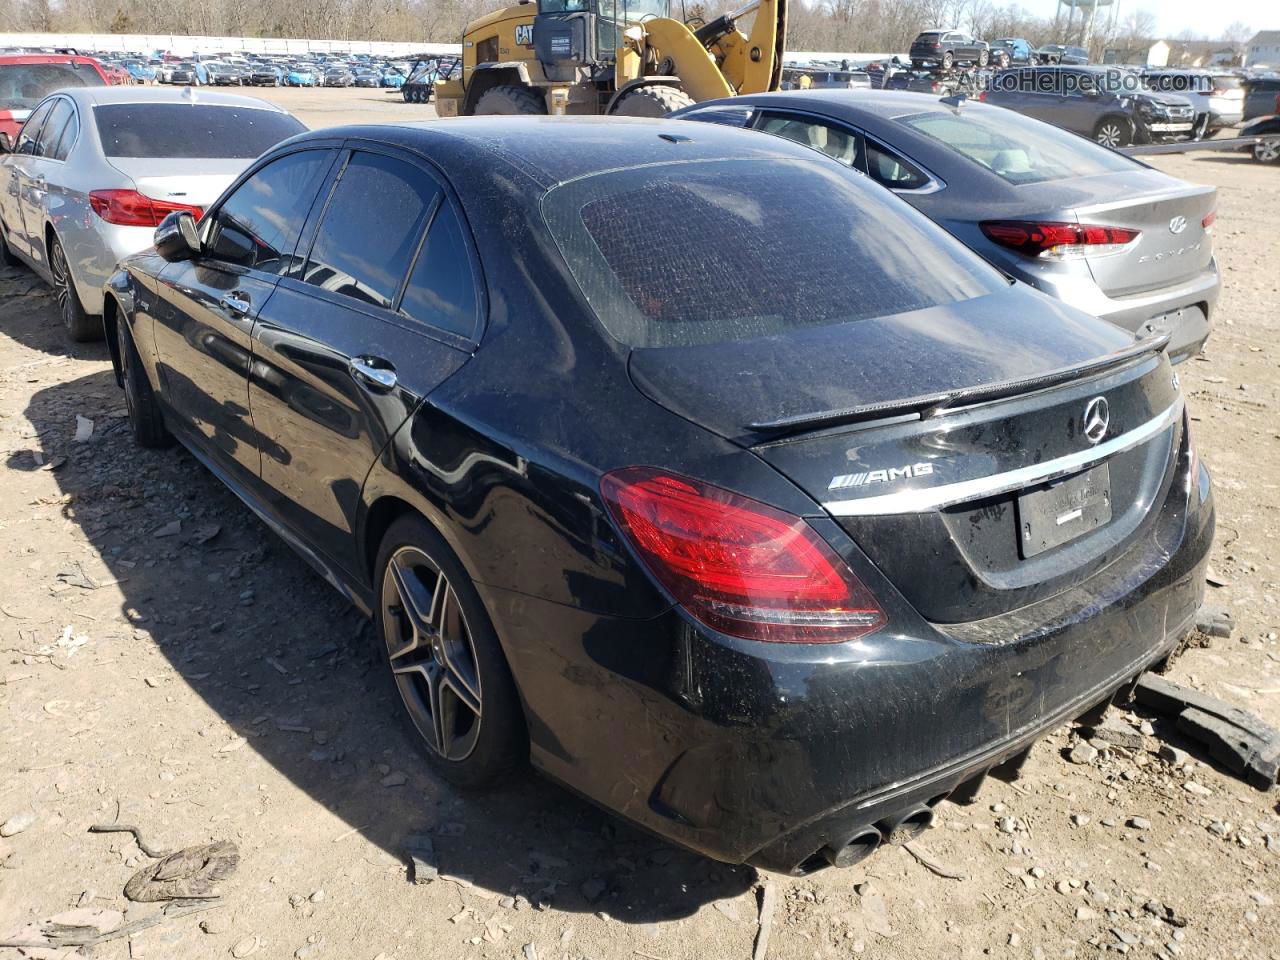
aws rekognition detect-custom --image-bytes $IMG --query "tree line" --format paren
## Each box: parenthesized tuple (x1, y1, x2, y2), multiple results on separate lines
(1, 0, 1251, 62)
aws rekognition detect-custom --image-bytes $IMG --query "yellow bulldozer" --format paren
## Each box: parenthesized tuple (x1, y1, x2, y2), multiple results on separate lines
(433, 0, 786, 117)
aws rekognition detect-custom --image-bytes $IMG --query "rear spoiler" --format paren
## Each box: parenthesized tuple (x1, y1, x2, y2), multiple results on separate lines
(749, 332, 1170, 436)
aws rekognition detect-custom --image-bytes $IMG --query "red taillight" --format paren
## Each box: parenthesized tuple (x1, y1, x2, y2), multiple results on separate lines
(89, 189, 202, 227)
(980, 220, 1141, 260)
(601, 467, 886, 643)
(977, 90, 989, 102)
(1201, 209, 1216, 231)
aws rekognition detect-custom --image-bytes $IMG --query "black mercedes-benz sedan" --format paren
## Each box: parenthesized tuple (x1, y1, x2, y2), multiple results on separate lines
(102, 117, 1214, 876)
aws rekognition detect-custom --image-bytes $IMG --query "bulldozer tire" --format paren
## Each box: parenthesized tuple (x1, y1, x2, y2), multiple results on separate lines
(473, 84, 547, 115)
(611, 85, 696, 117)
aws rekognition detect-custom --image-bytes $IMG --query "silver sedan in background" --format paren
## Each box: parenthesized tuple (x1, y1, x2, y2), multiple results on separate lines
(675, 90, 1221, 364)
(0, 86, 305, 341)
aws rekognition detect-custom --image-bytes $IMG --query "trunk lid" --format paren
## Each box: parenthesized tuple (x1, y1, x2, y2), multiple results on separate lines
(1056, 172, 1215, 297)
(630, 287, 1184, 624)
(104, 157, 246, 211)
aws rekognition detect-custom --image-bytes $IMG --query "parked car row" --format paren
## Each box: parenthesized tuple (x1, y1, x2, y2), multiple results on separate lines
(0, 76, 1231, 876)
(909, 30, 1089, 72)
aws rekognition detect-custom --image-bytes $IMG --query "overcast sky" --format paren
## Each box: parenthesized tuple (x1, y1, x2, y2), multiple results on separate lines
(1026, 0, 1270, 40)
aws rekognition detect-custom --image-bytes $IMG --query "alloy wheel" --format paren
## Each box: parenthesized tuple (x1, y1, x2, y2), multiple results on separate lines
(50, 240, 73, 327)
(1256, 138, 1280, 164)
(381, 546, 482, 761)
(1096, 123, 1124, 148)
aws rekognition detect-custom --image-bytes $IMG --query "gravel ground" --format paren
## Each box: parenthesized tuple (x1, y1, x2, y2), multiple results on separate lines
(0, 104, 1277, 960)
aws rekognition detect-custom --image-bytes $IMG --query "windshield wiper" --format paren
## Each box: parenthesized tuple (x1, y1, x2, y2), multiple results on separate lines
(748, 332, 1170, 436)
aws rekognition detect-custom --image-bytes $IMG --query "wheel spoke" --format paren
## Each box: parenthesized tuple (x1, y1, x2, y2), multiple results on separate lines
(386, 552, 443, 661)
(435, 584, 481, 704)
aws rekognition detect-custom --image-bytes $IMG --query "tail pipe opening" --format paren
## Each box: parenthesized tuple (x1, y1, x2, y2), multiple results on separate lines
(878, 805, 935, 845)
(818, 826, 882, 869)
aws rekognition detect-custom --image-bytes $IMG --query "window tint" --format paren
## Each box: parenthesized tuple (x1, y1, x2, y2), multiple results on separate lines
(206, 150, 333, 274)
(302, 152, 440, 309)
(15, 100, 54, 155)
(0, 62, 105, 112)
(401, 203, 479, 338)
(94, 104, 304, 159)
(864, 141, 928, 189)
(35, 98, 73, 158)
(899, 109, 1138, 184)
(543, 158, 1004, 349)
(755, 113, 862, 168)
(51, 107, 79, 160)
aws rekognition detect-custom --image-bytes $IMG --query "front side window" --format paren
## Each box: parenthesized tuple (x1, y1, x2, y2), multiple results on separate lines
(755, 113, 863, 168)
(302, 151, 441, 309)
(543, 158, 1004, 349)
(205, 150, 334, 274)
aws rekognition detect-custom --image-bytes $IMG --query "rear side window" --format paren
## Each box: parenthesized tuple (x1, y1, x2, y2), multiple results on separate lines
(0, 63, 105, 111)
(206, 149, 333, 274)
(52, 107, 79, 160)
(35, 98, 73, 158)
(400, 203, 479, 338)
(303, 151, 441, 310)
(93, 104, 305, 159)
(755, 113, 863, 168)
(864, 141, 929, 189)
(543, 158, 1003, 349)
(899, 109, 1137, 184)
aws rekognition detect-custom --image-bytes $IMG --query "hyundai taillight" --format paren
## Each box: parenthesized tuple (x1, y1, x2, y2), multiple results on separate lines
(89, 189, 202, 227)
(980, 220, 1141, 260)
(601, 467, 886, 643)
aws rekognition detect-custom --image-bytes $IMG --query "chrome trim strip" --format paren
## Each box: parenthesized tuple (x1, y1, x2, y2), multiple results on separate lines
(822, 395, 1183, 517)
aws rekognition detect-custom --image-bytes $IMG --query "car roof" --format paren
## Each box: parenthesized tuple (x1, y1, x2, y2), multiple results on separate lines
(57, 85, 291, 112)
(707, 88, 1002, 122)
(0, 54, 103, 66)
(297, 116, 832, 189)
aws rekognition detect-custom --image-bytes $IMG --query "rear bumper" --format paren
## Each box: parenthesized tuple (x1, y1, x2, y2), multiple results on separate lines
(1010, 258, 1219, 364)
(480, 451, 1214, 873)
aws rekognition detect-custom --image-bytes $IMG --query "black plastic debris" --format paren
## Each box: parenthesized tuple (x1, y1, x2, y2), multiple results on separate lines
(1134, 674, 1280, 790)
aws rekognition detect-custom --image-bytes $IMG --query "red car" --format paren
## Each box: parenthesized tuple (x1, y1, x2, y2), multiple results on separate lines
(0, 55, 109, 147)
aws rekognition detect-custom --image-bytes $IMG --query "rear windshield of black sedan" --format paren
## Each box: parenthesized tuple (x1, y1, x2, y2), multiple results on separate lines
(542, 158, 1004, 348)
(94, 104, 305, 159)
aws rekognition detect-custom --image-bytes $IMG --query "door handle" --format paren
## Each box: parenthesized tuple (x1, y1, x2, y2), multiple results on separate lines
(349, 356, 397, 391)
(219, 292, 252, 315)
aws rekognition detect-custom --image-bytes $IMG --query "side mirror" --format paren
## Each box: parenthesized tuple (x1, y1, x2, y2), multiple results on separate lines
(154, 211, 200, 262)
(0, 132, 11, 154)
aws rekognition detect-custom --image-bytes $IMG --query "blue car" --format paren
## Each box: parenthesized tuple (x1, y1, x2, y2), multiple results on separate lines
(123, 59, 156, 83)
(381, 69, 405, 88)
(286, 66, 319, 87)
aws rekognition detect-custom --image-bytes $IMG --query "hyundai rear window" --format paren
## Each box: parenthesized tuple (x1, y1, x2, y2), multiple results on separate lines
(0, 63, 104, 110)
(542, 158, 1004, 349)
(94, 104, 305, 158)
(899, 110, 1138, 185)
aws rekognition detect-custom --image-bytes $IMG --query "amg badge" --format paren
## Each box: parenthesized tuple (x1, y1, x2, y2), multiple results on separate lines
(829, 463, 934, 491)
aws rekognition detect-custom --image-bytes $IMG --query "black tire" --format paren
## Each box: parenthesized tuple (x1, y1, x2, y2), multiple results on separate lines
(0, 219, 17, 267)
(373, 514, 526, 788)
(49, 235, 99, 342)
(942, 52, 954, 70)
(117, 307, 173, 448)
(611, 85, 696, 117)
(472, 84, 547, 115)
(1000, 52, 1011, 68)
(1093, 116, 1131, 148)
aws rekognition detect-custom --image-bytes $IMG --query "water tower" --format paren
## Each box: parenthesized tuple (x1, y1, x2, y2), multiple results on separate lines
(1053, 0, 1119, 50)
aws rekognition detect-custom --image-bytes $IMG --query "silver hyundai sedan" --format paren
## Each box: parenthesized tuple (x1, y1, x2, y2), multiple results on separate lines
(674, 90, 1220, 364)
(0, 86, 304, 341)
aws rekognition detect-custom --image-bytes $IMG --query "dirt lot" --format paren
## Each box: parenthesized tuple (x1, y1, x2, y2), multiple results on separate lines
(0, 97, 1278, 960)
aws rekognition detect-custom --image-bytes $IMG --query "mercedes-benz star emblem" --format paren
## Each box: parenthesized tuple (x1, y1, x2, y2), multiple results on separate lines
(1169, 216, 1188, 235)
(1083, 397, 1110, 445)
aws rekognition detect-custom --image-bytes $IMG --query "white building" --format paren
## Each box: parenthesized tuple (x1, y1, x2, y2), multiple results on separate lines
(1244, 30, 1280, 68)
